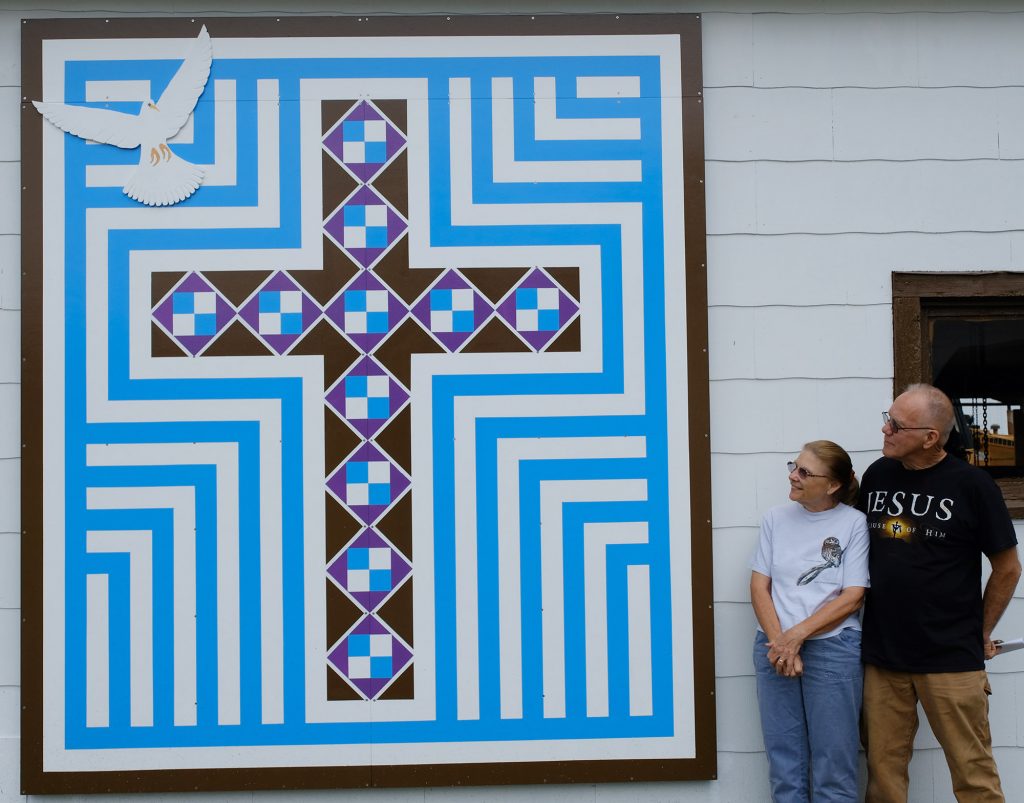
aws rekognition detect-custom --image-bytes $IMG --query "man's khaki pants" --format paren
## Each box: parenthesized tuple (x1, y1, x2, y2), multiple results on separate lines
(862, 664, 1003, 802)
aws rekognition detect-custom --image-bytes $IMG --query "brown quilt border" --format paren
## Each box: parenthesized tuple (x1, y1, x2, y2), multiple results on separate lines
(20, 13, 713, 793)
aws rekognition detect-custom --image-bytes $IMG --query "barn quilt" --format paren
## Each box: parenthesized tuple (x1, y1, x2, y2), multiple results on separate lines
(20, 15, 712, 792)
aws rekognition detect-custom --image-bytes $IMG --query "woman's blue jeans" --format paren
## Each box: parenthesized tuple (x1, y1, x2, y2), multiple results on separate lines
(753, 627, 863, 803)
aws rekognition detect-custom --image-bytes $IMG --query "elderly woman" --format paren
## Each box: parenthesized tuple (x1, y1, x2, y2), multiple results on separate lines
(750, 440, 869, 803)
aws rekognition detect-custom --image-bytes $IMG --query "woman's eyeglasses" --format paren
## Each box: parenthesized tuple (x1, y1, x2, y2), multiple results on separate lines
(787, 461, 830, 480)
(882, 411, 935, 435)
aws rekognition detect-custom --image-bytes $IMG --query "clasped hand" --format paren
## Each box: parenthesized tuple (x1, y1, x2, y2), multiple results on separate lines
(767, 630, 805, 677)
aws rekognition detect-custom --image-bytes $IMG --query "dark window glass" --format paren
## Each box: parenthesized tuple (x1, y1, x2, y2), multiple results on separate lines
(932, 317, 1024, 475)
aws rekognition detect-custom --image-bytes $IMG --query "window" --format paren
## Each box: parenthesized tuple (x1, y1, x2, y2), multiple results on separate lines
(893, 272, 1024, 517)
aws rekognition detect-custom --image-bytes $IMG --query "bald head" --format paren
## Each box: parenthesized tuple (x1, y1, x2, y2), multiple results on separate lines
(901, 383, 955, 445)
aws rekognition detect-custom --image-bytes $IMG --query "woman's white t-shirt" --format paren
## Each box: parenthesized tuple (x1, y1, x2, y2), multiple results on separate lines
(750, 502, 870, 639)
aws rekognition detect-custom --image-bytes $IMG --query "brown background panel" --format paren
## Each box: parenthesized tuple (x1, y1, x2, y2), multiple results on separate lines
(152, 323, 189, 357)
(545, 317, 582, 353)
(376, 491, 413, 559)
(462, 317, 532, 354)
(461, 266, 530, 304)
(200, 319, 273, 357)
(22, 13, 714, 794)
(20, 19, 45, 798)
(322, 143, 361, 220)
(151, 270, 186, 306)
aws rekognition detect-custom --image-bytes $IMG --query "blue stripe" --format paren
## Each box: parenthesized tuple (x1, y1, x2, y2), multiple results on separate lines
(59, 48, 678, 748)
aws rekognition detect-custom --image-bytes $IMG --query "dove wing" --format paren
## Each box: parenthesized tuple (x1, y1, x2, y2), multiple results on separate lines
(32, 101, 142, 148)
(153, 25, 213, 138)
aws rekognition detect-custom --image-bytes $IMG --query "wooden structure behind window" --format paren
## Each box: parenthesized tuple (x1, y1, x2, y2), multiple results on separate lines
(893, 272, 1024, 517)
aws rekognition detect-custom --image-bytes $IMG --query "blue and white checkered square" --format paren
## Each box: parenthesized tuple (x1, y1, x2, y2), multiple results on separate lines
(345, 460, 392, 506)
(515, 286, 561, 332)
(343, 204, 389, 250)
(346, 547, 393, 593)
(345, 374, 391, 420)
(342, 119, 388, 165)
(345, 289, 390, 334)
(258, 290, 304, 335)
(346, 633, 394, 679)
(430, 288, 475, 333)
(172, 290, 218, 336)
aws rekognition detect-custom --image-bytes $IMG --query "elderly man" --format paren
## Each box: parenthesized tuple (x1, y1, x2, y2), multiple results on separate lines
(860, 384, 1021, 802)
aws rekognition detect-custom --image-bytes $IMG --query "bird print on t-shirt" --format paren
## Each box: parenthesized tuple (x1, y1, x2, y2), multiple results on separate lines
(797, 536, 844, 586)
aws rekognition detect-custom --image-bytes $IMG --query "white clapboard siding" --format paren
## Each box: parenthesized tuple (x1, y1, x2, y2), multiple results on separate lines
(589, 754, 773, 803)
(708, 305, 893, 380)
(0, 535, 16, 610)
(0, 16, 17, 87)
(429, 784, 594, 803)
(917, 12, 1024, 87)
(705, 160, 759, 234)
(833, 87, 1012, 161)
(0, 612, 15, 688)
(1017, 677, 1024, 746)
(707, 233, 1016, 307)
(905, 748, 943, 799)
(710, 378, 893, 453)
(696, 753, 775, 803)
(0, 310, 17, 384)
(0, 236, 17, 311)
(0, 162, 17, 236)
(710, 161, 1024, 235)
(0, 384, 15, 459)
(714, 526, 760, 602)
(709, 85, 1024, 162)
(707, 305, 756, 378)
(716, 676, 764, 751)
(751, 13, 921, 88)
(715, 601, 759, 678)
(0, 736, 18, 802)
(0, 689, 16, 741)
(0, 459, 16, 538)
(987, 599, 1024, 673)
(703, 87, 833, 161)
(702, 12, 755, 87)
(712, 452, 775, 528)
(989, 675, 1020, 747)
(0, 88, 16, 163)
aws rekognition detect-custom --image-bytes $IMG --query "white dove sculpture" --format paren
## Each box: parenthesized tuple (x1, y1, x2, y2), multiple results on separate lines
(33, 26, 213, 207)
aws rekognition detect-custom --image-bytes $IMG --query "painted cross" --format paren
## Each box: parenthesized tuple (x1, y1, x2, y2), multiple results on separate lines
(149, 98, 582, 701)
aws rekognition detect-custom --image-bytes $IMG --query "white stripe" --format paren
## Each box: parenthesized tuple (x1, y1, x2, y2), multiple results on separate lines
(86, 574, 110, 729)
(491, 78, 641, 183)
(88, 443, 242, 726)
(495, 438, 646, 720)
(576, 75, 641, 99)
(87, 530, 154, 727)
(454, 413, 481, 721)
(539, 479, 648, 719)
(583, 521, 648, 718)
(627, 564, 653, 717)
(87, 486, 197, 726)
(533, 77, 641, 141)
(84, 79, 152, 103)
(86, 79, 238, 187)
(86, 80, 287, 727)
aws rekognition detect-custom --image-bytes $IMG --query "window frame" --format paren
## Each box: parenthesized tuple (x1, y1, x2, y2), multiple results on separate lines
(892, 271, 1024, 517)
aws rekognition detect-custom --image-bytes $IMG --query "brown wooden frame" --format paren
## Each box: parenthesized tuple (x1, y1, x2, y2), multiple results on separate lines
(21, 14, 714, 794)
(892, 271, 1024, 516)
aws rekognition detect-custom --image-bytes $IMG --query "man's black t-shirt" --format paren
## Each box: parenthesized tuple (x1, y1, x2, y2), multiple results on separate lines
(860, 455, 1018, 673)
